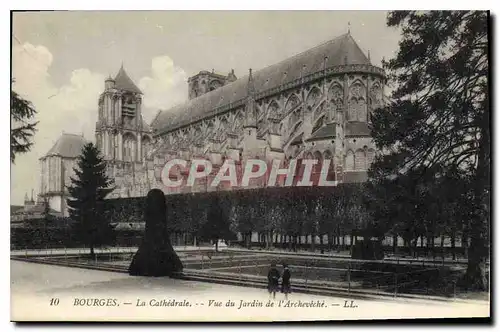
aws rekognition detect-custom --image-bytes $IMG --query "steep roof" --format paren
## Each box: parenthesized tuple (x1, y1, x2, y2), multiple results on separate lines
(306, 122, 336, 142)
(153, 33, 372, 134)
(43, 133, 87, 159)
(290, 133, 304, 146)
(345, 122, 371, 137)
(114, 65, 142, 94)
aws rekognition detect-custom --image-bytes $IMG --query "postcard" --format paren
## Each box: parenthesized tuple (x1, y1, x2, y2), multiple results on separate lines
(10, 10, 491, 322)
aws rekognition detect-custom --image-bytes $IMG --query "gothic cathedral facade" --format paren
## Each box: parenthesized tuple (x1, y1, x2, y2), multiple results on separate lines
(147, 33, 385, 194)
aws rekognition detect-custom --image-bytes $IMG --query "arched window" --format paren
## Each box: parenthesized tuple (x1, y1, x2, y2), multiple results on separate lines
(355, 149, 365, 170)
(267, 100, 281, 119)
(346, 150, 354, 171)
(357, 99, 367, 122)
(336, 110, 344, 124)
(348, 97, 358, 121)
(123, 133, 137, 162)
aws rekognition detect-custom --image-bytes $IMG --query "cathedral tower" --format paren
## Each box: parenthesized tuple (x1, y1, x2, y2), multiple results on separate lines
(95, 65, 153, 198)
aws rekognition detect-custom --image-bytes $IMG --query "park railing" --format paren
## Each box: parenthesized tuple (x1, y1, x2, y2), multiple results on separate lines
(11, 245, 487, 301)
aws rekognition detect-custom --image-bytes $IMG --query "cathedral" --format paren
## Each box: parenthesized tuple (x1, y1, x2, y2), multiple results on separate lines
(39, 32, 385, 216)
(147, 32, 385, 193)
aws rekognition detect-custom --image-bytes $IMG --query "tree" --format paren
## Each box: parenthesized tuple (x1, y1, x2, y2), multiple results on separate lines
(11, 89, 38, 163)
(199, 196, 233, 252)
(370, 11, 489, 289)
(66, 143, 115, 258)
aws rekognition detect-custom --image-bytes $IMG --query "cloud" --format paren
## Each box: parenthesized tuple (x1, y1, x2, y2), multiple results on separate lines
(11, 43, 104, 206)
(139, 55, 188, 122)
(11, 44, 188, 205)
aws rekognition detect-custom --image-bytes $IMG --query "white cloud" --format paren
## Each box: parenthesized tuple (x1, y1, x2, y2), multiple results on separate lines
(11, 43, 104, 206)
(139, 55, 188, 122)
(11, 44, 189, 205)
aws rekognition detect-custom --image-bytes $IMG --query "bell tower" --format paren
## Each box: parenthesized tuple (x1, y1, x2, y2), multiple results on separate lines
(96, 64, 146, 163)
(95, 64, 153, 198)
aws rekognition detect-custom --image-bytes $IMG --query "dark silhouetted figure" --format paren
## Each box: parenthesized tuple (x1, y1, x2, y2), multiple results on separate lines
(281, 264, 291, 299)
(267, 263, 280, 299)
(129, 189, 183, 276)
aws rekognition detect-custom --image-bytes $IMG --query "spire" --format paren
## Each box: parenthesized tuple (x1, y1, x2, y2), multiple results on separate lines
(347, 21, 351, 34)
(114, 65, 142, 94)
(24, 192, 28, 202)
(227, 69, 237, 83)
(30, 189, 34, 202)
(244, 68, 257, 129)
(247, 68, 255, 96)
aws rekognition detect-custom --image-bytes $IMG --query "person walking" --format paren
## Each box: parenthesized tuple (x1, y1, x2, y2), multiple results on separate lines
(281, 263, 291, 300)
(267, 263, 280, 299)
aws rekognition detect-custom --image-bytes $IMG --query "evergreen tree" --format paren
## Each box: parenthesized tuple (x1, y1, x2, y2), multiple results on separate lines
(11, 88, 38, 163)
(67, 143, 115, 258)
(370, 11, 489, 289)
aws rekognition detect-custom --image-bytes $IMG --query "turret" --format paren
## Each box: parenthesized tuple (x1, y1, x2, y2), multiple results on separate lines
(105, 75, 115, 90)
(226, 69, 237, 83)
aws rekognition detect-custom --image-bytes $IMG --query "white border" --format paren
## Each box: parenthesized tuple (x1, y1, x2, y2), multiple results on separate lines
(3, 2, 497, 331)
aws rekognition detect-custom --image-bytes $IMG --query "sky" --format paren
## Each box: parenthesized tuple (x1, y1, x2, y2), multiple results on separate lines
(11, 11, 402, 205)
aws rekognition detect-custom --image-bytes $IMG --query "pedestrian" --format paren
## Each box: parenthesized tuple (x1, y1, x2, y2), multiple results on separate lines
(267, 263, 280, 299)
(281, 263, 291, 299)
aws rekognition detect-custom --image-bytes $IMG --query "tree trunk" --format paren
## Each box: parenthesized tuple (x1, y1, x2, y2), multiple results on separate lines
(431, 235, 435, 259)
(462, 232, 468, 260)
(215, 239, 219, 253)
(406, 238, 412, 257)
(465, 108, 489, 291)
(319, 235, 324, 252)
(413, 238, 418, 258)
(440, 234, 445, 259)
(311, 233, 316, 252)
(193, 235, 197, 247)
(90, 246, 95, 259)
(392, 235, 398, 254)
(451, 232, 456, 261)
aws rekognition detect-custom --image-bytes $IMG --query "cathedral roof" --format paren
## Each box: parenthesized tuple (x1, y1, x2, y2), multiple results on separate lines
(114, 65, 143, 94)
(43, 133, 88, 159)
(307, 122, 337, 142)
(153, 33, 373, 135)
(290, 133, 304, 146)
(345, 122, 371, 137)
